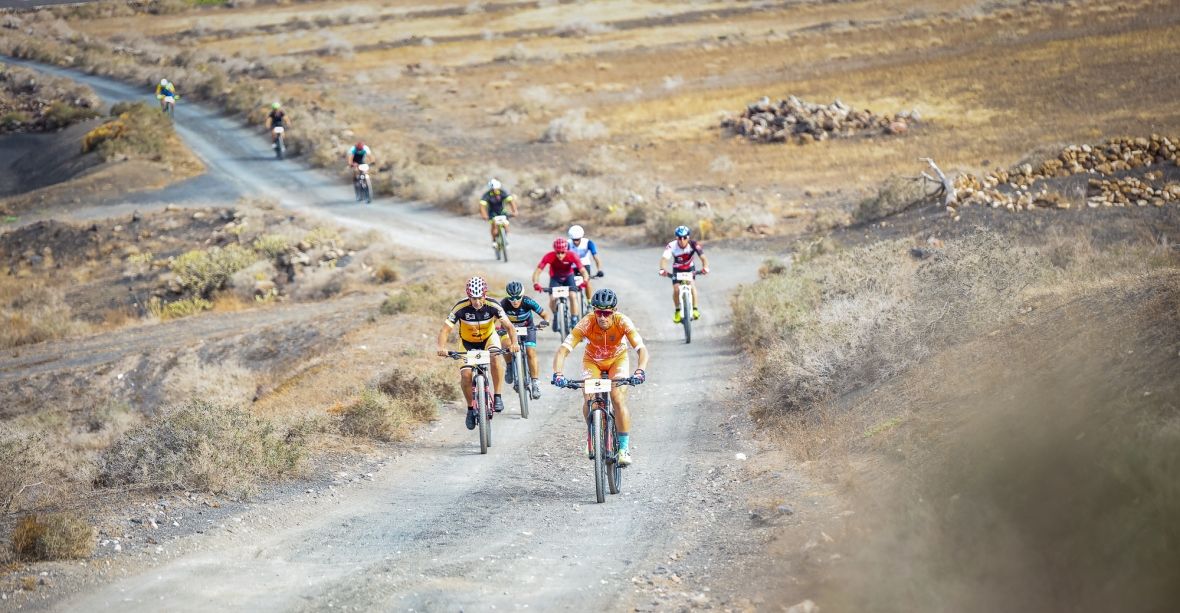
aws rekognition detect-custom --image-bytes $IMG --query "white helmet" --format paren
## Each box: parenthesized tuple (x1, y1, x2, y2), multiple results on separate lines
(487, 179, 501, 191)
(160, 79, 169, 86)
(568, 225, 585, 240)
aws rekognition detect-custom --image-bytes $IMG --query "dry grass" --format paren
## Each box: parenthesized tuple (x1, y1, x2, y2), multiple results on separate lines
(11, 513, 94, 561)
(0, 279, 89, 349)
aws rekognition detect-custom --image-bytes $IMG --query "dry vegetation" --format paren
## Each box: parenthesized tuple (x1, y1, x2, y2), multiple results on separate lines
(0, 63, 99, 133)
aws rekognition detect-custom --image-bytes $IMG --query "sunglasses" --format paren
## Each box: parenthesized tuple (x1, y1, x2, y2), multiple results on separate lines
(508, 296, 523, 302)
(593, 309, 615, 317)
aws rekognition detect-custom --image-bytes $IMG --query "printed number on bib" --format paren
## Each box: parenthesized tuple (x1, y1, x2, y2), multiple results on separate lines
(493, 215, 509, 226)
(514, 326, 529, 337)
(272, 126, 285, 134)
(583, 379, 611, 396)
(551, 286, 569, 298)
(464, 350, 491, 366)
(674, 272, 694, 281)
(357, 163, 369, 173)
(164, 96, 175, 103)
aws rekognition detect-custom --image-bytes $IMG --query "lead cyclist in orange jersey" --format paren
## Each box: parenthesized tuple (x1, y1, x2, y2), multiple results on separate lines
(551, 288, 648, 466)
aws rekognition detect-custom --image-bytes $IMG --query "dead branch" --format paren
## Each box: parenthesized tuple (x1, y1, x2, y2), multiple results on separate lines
(920, 157, 957, 206)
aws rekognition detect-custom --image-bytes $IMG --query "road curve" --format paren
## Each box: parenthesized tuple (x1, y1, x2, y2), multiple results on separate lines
(4, 58, 772, 611)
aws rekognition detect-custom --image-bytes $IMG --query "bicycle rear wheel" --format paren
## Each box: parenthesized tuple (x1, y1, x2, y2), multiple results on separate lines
(497, 231, 508, 262)
(516, 351, 529, 419)
(475, 373, 489, 454)
(591, 408, 606, 503)
(606, 410, 622, 495)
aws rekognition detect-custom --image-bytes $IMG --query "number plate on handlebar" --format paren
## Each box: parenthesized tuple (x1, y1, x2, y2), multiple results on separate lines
(272, 126, 285, 134)
(573, 275, 584, 285)
(464, 350, 491, 366)
(492, 215, 509, 226)
(514, 326, 529, 337)
(674, 272, 694, 281)
(551, 286, 569, 298)
(584, 378, 611, 395)
(357, 163, 369, 173)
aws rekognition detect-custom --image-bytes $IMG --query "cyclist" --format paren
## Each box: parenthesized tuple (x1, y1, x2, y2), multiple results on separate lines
(568, 224, 604, 302)
(551, 288, 648, 466)
(658, 225, 710, 323)
(155, 79, 178, 112)
(436, 277, 520, 429)
(345, 141, 373, 179)
(265, 102, 289, 147)
(498, 281, 551, 400)
(532, 237, 590, 330)
(479, 179, 519, 248)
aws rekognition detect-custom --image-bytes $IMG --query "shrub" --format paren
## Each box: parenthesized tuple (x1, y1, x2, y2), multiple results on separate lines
(644, 207, 700, 243)
(380, 283, 454, 316)
(853, 174, 930, 224)
(42, 101, 99, 129)
(377, 366, 457, 403)
(170, 244, 258, 297)
(96, 399, 303, 497)
(147, 296, 212, 320)
(0, 425, 51, 513)
(12, 513, 94, 561)
(540, 108, 607, 143)
(81, 101, 174, 161)
(0, 284, 89, 348)
(252, 234, 291, 258)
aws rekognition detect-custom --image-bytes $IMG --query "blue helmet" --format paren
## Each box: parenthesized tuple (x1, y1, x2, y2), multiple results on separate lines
(674, 225, 691, 238)
(506, 281, 524, 299)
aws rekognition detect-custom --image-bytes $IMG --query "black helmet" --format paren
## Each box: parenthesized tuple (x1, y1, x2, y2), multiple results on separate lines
(590, 288, 618, 309)
(506, 281, 524, 299)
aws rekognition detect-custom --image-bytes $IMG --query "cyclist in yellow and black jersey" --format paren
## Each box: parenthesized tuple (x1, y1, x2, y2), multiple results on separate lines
(436, 277, 519, 427)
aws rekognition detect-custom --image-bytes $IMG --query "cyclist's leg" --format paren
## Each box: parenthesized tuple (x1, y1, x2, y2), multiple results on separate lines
(671, 276, 681, 308)
(525, 326, 539, 375)
(580, 359, 606, 421)
(485, 334, 504, 394)
(605, 356, 632, 433)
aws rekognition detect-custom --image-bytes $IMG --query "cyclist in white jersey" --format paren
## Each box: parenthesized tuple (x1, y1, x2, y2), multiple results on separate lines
(568, 225, 603, 301)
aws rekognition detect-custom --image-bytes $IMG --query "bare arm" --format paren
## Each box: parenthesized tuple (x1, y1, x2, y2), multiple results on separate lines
(635, 345, 649, 372)
(699, 253, 710, 272)
(498, 313, 520, 353)
(436, 324, 452, 357)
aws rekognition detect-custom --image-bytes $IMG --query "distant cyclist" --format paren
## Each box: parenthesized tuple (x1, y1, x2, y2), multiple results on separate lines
(155, 79, 178, 112)
(568, 224, 604, 302)
(498, 281, 551, 400)
(436, 277, 519, 428)
(658, 225, 710, 323)
(265, 102, 289, 147)
(532, 237, 590, 328)
(479, 179, 519, 248)
(551, 288, 648, 466)
(345, 141, 373, 178)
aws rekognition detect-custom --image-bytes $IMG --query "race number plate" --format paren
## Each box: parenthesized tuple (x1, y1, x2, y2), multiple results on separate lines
(493, 215, 509, 226)
(464, 350, 491, 366)
(163, 96, 175, 103)
(357, 163, 369, 173)
(584, 379, 611, 395)
(272, 126, 285, 134)
(573, 275, 584, 285)
(515, 326, 529, 337)
(674, 272, 694, 281)
(551, 286, 569, 298)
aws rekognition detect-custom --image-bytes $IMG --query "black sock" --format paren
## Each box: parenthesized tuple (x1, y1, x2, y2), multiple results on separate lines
(494, 394, 502, 399)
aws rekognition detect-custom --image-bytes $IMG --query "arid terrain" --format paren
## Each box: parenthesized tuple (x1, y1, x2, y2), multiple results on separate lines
(1, 0, 1178, 611)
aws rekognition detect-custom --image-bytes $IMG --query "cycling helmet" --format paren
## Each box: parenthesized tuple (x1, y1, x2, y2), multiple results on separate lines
(465, 276, 487, 298)
(553, 237, 568, 252)
(506, 281, 524, 299)
(568, 225, 585, 240)
(590, 288, 618, 310)
(487, 179, 501, 191)
(674, 225, 691, 238)
(271, 101, 282, 109)
(160, 79, 169, 86)
(355, 141, 365, 149)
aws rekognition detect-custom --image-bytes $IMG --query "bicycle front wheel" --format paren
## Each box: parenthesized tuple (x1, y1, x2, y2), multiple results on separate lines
(497, 231, 508, 263)
(591, 408, 606, 503)
(681, 287, 692, 344)
(475, 374, 489, 454)
(516, 350, 529, 419)
(606, 410, 622, 495)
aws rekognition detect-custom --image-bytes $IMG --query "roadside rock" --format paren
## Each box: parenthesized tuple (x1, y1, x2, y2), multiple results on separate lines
(722, 96, 920, 144)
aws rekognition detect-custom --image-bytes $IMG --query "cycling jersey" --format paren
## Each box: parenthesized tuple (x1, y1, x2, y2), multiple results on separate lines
(155, 83, 177, 98)
(662, 239, 704, 272)
(562, 312, 644, 363)
(570, 238, 598, 267)
(479, 189, 515, 216)
(538, 251, 584, 280)
(268, 110, 286, 127)
(445, 298, 507, 344)
(348, 145, 371, 164)
(500, 296, 543, 326)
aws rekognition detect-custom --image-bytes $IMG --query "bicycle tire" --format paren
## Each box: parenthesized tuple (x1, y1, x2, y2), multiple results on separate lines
(592, 407, 606, 503)
(516, 350, 529, 419)
(606, 409, 622, 495)
(275, 136, 284, 160)
(498, 231, 508, 263)
(681, 286, 692, 344)
(557, 301, 568, 338)
(475, 373, 489, 454)
(363, 179, 372, 203)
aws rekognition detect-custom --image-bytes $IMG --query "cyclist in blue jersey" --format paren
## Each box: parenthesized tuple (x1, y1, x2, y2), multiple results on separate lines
(498, 281, 550, 400)
(568, 224, 604, 302)
(345, 141, 373, 180)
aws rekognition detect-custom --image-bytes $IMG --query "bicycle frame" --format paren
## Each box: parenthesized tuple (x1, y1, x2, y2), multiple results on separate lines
(675, 271, 694, 343)
(559, 377, 634, 503)
(447, 348, 506, 454)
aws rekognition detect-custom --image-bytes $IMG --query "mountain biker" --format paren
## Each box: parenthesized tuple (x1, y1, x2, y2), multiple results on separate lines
(551, 288, 648, 466)
(532, 237, 590, 330)
(155, 79, 178, 112)
(436, 277, 520, 429)
(265, 102, 289, 147)
(568, 224, 604, 302)
(345, 141, 373, 179)
(479, 179, 518, 248)
(498, 281, 551, 400)
(658, 225, 710, 323)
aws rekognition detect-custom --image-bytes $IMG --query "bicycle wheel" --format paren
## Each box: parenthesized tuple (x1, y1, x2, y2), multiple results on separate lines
(557, 301, 568, 338)
(475, 373, 489, 454)
(354, 179, 362, 202)
(497, 231, 508, 263)
(681, 287, 692, 344)
(516, 350, 529, 419)
(275, 136, 284, 160)
(606, 410, 622, 495)
(591, 407, 606, 503)
(363, 179, 372, 204)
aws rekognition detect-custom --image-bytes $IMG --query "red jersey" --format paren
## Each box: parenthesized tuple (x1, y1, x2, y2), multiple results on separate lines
(537, 251, 584, 278)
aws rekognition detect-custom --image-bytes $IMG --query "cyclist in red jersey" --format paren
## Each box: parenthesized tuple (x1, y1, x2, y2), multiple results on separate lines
(532, 237, 590, 320)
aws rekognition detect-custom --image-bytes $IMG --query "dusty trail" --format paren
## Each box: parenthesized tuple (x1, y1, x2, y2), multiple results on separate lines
(4, 60, 774, 611)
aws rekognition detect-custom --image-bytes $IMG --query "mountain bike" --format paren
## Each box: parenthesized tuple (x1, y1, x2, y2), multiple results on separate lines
(546, 285, 577, 339)
(556, 377, 638, 503)
(508, 319, 548, 418)
(492, 215, 510, 262)
(159, 94, 178, 118)
(672, 270, 705, 344)
(272, 126, 286, 160)
(354, 163, 372, 203)
(445, 348, 507, 454)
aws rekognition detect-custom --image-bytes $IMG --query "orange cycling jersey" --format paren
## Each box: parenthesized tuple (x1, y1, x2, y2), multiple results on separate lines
(562, 312, 644, 362)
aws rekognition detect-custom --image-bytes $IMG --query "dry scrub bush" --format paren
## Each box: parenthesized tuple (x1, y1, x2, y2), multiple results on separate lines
(381, 283, 456, 315)
(341, 367, 454, 440)
(854, 174, 932, 224)
(96, 399, 303, 497)
(0, 282, 89, 349)
(0, 425, 52, 513)
(12, 513, 94, 561)
(81, 102, 177, 162)
(540, 108, 607, 143)
(147, 296, 211, 320)
(170, 244, 258, 298)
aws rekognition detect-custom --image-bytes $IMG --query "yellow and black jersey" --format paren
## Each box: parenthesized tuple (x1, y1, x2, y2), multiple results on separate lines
(445, 299, 507, 343)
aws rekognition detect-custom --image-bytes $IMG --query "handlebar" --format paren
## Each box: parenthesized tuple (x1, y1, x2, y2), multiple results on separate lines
(557, 377, 640, 389)
(444, 348, 510, 360)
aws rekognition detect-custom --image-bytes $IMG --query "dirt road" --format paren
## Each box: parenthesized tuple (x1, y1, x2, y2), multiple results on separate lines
(6, 62, 781, 611)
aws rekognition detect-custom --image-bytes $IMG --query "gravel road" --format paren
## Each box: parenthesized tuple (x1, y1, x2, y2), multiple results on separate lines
(6, 59, 780, 612)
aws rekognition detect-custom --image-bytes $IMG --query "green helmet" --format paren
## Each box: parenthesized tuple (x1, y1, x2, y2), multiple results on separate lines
(271, 101, 281, 109)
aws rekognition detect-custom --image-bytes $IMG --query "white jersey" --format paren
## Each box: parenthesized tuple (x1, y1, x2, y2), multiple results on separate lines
(662, 239, 704, 271)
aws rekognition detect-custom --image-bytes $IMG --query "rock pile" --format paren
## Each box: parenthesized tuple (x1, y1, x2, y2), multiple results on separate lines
(722, 96, 919, 144)
(948, 135, 1179, 214)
